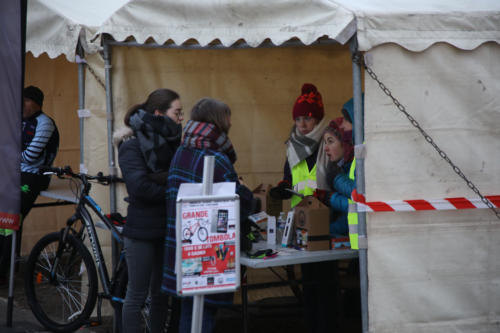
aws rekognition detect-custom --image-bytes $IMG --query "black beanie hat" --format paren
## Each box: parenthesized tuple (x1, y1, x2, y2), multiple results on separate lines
(24, 86, 44, 107)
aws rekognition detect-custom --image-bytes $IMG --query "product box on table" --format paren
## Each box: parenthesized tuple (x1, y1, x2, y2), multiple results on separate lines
(294, 196, 330, 251)
(248, 211, 268, 240)
(253, 184, 282, 217)
(331, 236, 350, 249)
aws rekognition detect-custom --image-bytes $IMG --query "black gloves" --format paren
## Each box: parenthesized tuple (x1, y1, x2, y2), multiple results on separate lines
(313, 189, 332, 206)
(270, 180, 293, 200)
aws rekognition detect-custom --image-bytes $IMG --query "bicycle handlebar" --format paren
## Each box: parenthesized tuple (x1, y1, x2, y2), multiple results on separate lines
(41, 165, 123, 185)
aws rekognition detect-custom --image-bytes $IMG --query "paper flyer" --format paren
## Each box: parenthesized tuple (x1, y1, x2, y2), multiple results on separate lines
(179, 199, 238, 293)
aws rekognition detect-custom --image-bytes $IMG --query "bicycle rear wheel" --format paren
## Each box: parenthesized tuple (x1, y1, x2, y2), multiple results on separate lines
(25, 232, 98, 333)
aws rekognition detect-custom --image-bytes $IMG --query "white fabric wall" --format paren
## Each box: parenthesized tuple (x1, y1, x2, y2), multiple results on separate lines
(365, 42, 500, 332)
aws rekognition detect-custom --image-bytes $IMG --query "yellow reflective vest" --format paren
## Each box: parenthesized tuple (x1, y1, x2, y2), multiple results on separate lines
(347, 158, 359, 250)
(290, 160, 317, 208)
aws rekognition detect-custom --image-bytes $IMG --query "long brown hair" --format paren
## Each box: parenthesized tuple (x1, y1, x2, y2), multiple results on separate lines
(124, 88, 179, 126)
(190, 98, 231, 133)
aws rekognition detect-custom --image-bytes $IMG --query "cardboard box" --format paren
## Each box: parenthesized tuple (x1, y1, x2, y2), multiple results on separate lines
(248, 211, 268, 240)
(253, 184, 282, 217)
(294, 196, 330, 251)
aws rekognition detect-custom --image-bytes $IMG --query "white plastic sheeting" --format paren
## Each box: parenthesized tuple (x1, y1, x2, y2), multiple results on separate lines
(365, 42, 500, 332)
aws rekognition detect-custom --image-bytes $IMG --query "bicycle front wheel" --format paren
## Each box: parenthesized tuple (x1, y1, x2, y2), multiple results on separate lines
(25, 232, 98, 333)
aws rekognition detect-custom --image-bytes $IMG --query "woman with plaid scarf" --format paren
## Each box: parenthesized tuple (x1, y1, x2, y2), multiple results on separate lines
(162, 98, 254, 333)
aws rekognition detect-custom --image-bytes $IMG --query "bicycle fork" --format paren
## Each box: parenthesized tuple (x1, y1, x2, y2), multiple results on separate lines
(49, 214, 81, 284)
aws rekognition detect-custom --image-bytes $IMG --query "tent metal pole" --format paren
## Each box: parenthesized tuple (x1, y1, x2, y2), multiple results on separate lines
(103, 36, 120, 333)
(191, 156, 215, 333)
(6, 231, 16, 327)
(77, 42, 85, 172)
(350, 37, 369, 333)
(103, 38, 117, 212)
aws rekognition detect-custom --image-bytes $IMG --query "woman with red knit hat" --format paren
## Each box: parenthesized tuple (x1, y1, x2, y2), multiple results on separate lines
(271, 83, 338, 333)
(270, 83, 328, 207)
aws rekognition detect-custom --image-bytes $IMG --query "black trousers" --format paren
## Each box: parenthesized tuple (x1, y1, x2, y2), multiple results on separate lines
(0, 172, 50, 278)
(301, 260, 339, 333)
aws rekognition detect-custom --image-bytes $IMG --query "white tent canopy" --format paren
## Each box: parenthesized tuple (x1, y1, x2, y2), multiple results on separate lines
(26, 0, 128, 61)
(27, 0, 500, 61)
(339, 0, 500, 51)
(96, 0, 356, 47)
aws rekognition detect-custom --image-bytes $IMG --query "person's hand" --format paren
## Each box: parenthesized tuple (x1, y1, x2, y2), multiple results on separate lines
(237, 176, 246, 187)
(270, 180, 293, 200)
(313, 189, 332, 206)
(351, 189, 366, 203)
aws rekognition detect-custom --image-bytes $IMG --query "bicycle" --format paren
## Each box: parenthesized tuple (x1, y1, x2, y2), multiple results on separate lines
(24, 166, 177, 333)
(182, 219, 209, 243)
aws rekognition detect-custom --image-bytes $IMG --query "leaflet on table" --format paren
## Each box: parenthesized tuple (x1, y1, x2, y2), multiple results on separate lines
(179, 199, 237, 293)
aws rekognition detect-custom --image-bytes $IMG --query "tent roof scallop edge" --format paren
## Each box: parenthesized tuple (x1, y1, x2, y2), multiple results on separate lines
(95, 0, 356, 48)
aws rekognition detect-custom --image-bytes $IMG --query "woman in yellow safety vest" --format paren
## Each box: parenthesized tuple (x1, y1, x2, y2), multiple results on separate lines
(271, 83, 337, 333)
(270, 83, 328, 206)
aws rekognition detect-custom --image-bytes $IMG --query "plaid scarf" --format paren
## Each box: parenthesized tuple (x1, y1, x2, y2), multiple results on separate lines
(182, 120, 237, 164)
(129, 109, 182, 172)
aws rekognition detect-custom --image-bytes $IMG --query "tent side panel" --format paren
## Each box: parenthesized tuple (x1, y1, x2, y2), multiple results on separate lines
(365, 42, 500, 332)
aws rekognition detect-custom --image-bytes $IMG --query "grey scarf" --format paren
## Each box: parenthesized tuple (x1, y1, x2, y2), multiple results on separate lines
(129, 109, 182, 172)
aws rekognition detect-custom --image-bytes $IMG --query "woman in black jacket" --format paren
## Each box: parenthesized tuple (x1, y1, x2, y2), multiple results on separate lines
(115, 88, 183, 333)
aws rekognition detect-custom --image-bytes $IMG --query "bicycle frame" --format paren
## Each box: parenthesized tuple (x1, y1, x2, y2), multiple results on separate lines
(54, 175, 124, 300)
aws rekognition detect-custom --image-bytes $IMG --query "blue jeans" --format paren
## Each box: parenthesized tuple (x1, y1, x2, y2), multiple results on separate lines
(179, 297, 217, 333)
(122, 237, 167, 333)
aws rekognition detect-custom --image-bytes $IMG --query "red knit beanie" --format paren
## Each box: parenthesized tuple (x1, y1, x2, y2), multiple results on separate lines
(292, 83, 324, 121)
(327, 117, 354, 162)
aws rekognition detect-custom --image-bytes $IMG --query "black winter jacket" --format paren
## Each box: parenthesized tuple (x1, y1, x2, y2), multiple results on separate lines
(116, 125, 180, 240)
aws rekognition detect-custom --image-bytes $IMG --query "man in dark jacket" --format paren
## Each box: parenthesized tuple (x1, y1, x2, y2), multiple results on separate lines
(0, 86, 59, 283)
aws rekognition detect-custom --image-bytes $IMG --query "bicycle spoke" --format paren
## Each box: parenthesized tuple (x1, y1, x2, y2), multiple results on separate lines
(56, 286, 82, 321)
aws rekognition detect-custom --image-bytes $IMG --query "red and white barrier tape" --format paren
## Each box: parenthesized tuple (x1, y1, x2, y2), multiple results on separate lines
(356, 195, 500, 212)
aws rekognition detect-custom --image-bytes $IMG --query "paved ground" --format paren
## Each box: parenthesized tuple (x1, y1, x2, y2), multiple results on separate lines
(0, 260, 361, 332)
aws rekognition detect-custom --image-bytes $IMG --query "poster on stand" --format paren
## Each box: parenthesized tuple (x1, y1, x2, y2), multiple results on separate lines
(176, 183, 240, 296)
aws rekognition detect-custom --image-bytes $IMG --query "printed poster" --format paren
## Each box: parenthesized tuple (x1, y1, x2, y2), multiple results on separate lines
(179, 199, 238, 294)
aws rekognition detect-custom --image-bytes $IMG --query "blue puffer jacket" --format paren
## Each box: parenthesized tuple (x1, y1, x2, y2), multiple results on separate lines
(328, 97, 360, 236)
(329, 160, 354, 236)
